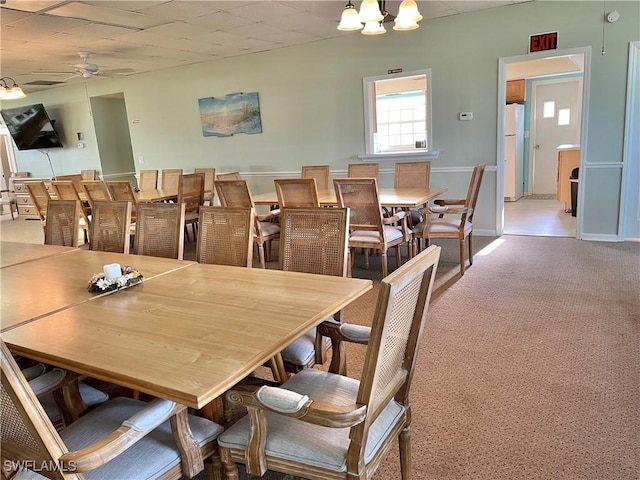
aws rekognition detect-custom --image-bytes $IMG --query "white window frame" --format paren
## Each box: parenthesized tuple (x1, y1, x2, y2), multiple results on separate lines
(360, 68, 438, 161)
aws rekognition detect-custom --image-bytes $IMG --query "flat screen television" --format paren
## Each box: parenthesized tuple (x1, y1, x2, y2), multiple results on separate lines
(0, 103, 63, 150)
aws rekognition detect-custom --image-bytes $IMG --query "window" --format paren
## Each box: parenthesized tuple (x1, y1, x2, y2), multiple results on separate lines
(558, 108, 570, 126)
(543, 101, 555, 118)
(363, 69, 433, 156)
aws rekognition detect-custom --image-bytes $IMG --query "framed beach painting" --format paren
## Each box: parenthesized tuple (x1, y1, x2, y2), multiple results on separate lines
(198, 92, 263, 137)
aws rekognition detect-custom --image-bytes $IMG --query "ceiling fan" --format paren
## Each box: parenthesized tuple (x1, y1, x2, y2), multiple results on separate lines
(34, 52, 134, 81)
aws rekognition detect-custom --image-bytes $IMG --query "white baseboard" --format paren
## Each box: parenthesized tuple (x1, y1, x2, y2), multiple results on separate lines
(581, 233, 621, 242)
(474, 229, 497, 237)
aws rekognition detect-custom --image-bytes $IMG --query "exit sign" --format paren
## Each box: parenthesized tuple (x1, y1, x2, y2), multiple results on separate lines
(529, 32, 558, 53)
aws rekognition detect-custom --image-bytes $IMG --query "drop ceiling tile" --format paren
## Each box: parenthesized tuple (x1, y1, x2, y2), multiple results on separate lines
(227, 2, 305, 22)
(0, 7, 32, 25)
(189, 11, 255, 30)
(137, 1, 222, 21)
(89, 1, 168, 12)
(0, 1, 67, 13)
(143, 21, 214, 38)
(45, 2, 169, 30)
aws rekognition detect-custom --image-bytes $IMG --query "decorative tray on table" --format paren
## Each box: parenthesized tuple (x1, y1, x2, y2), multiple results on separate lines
(87, 265, 143, 293)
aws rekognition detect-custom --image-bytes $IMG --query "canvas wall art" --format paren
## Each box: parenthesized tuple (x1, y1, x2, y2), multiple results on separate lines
(198, 92, 262, 137)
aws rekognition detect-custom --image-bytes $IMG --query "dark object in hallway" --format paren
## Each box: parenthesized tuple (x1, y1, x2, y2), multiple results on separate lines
(570, 167, 579, 217)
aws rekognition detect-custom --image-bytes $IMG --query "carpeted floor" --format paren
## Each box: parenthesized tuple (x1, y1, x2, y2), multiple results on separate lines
(204, 236, 639, 480)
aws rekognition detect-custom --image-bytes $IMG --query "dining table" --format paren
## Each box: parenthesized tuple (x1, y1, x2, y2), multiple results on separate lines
(135, 188, 178, 203)
(0, 241, 78, 269)
(252, 186, 448, 208)
(0, 247, 193, 332)
(1, 246, 373, 423)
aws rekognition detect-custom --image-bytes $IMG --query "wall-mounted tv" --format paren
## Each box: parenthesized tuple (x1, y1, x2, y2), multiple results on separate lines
(0, 103, 63, 150)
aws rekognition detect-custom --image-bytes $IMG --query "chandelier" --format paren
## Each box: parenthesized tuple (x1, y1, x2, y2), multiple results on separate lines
(0, 77, 26, 100)
(338, 0, 423, 35)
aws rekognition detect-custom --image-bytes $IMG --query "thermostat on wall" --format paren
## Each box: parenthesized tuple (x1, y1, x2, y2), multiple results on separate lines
(459, 112, 473, 121)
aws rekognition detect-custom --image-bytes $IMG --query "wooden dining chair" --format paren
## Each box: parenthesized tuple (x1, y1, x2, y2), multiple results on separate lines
(89, 200, 133, 254)
(301, 164, 330, 190)
(195, 168, 216, 204)
(1, 340, 223, 480)
(50, 180, 91, 243)
(178, 172, 205, 241)
(411, 164, 486, 275)
(334, 177, 410, 277)
(394, 160, 432, 225)
(54, 173, 84, 192)
(161, 168, 183, 192)
(215, 179, 280, 268)
(348, 162, 379, 179)
(134, 202, 186, 260)
(44, 199, 80, 247)
(0, 189, 18, 220)
(80, 180, 112, 211)
(138, 169, 159, 191)
(196, 206, 254, 267)
(24, 180, 51, 223)
(274, 178, 320, 208)
(107, 180, 139, 222)
(277, 207, 350, 374)
(80, 169, 98, 180)
(218, 245, 441, 480)
(216, 171, 241, 181)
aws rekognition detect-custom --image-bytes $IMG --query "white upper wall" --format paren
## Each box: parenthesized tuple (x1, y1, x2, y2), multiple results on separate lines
(6, 0, 640, 237)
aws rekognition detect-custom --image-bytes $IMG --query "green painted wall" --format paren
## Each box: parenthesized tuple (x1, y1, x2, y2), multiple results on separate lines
(6, 0, 639, 237)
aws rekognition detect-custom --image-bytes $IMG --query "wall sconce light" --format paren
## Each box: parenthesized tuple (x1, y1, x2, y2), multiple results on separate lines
(0, 77, 27, 100)
(338, 0, 422, 34)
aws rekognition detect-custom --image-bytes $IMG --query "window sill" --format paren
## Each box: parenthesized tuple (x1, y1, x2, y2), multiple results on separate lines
(358, 150, 440, 162)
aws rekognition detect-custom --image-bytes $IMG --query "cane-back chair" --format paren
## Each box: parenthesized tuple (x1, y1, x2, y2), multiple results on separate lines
(218, 245, 441, 480)
(24, 180, 51, 223)
(0, 340, 223, 480)
(301, 165, 330, 190)
(138, 169, 158, 191)
(215, 180, 280, 268)
(178, 173, 205, 241)
(412, 164, 485, 275)
(195, 168, 216, 204)
(44, 199, 80, 247)
(394, 161, 432, 225)
(276, 207, 350, 374)
(274, 178, 320, 208)
(196, 206, 254, 267)
(89, 201, 133, 254)
(80, 170, 98, 180)
(216, 172, 241, 181)
(80, 180, 112, 212)
(134, 202, 185, 260)
(161, 169, 183, 192)
(106, 181, 139, 223)
(54, 174, 83, 192)
(50, 181, 90, 243)
(348, 162, 379, 179)
(334, 178, 410, 277)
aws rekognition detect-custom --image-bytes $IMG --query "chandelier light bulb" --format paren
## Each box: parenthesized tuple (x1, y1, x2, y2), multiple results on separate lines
(338, 3, 363, 31)
(359, 0, 384, 23)
(362, 21, 386, 35)
(393, 17, 419, 31)
(397, 0, 423, 23)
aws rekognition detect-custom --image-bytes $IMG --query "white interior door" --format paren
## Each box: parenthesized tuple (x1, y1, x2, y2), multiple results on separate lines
(531, 78, 582, 194)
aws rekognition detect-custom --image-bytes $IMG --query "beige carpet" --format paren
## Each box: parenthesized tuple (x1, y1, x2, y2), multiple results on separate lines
(2, 217, 637, 479)
(213, 236, 639, 480)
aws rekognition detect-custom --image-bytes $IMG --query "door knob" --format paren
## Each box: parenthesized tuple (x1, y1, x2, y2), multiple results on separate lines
(534, 145, 540, 150)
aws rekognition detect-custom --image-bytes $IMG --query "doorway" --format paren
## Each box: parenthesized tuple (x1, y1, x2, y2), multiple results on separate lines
(497, 48, 589, 238)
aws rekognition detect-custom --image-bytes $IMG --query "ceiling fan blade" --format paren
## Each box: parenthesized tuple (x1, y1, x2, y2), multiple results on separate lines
(33, 71, 76, 75)
(63, 74, 81, 81)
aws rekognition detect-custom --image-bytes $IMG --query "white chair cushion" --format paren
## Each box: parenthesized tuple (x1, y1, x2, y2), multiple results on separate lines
(258, 221, 280, 236)
(429, 219, 472, 234)
(280, 326, 329, 367)
(218, 368, 405, 473)
(350, 225, 403, 244)
(61, 397, 223, 480)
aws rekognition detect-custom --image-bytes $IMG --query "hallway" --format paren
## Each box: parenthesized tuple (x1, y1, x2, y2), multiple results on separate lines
(504, 197, 576, 237)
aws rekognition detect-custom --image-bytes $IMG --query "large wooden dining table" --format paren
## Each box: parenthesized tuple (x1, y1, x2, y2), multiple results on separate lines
(0, 241, 77, 269)
(1, 246, 372, 420)
(252, 186, 448, 208)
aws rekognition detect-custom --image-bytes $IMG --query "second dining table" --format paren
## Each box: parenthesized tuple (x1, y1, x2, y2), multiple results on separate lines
(252, 186, 448, 208)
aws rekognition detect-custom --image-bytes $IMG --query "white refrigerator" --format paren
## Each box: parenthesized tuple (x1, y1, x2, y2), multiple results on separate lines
(504, 103, 524, 201)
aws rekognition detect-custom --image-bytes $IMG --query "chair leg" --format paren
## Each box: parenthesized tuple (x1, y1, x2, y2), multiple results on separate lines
(364, 248, 369, 270)
(399, 425, 411, 480)
(381, 250, 388, 277)
(395, 245, 401, 267)
(468, 233, 474, 266)
(459, 238, 466, 275)
(257, 242, 266, 269)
